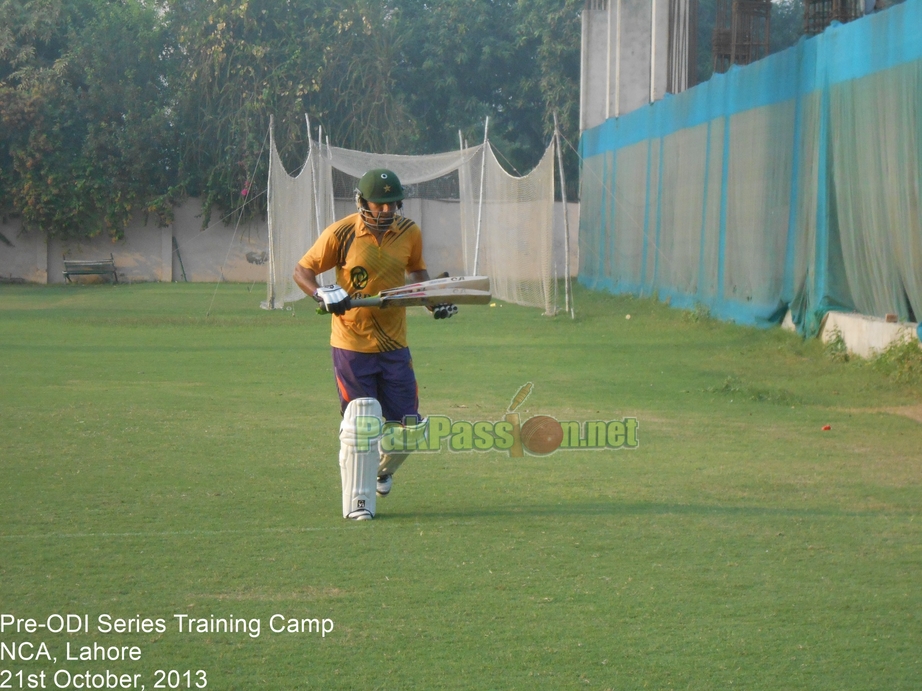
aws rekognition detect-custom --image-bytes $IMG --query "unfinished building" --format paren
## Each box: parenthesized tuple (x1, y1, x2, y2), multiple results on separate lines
(711, 0, 772, 73)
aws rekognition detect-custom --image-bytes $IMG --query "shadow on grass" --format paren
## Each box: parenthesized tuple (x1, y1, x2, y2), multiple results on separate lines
(382, 500, 898, 522)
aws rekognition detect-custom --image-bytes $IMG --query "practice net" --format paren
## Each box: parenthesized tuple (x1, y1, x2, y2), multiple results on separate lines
(264, 122, 559, 315)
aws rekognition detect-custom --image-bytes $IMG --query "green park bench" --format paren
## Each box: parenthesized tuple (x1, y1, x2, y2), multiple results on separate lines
(62, 254, 119, 283)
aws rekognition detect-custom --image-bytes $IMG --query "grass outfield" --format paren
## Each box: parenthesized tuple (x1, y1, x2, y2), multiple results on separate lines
(1, 282, 920, 690)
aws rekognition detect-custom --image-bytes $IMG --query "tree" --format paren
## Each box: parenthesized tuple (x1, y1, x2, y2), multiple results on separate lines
(169, 0, 584, 216)
(166, 0, 346, 224)
(320, 1, 419, 154)
(2, 0, 585, 234)
(515, 0, 582, 197)
(770, 0, 805, 54)
(0, 0, 178, 238)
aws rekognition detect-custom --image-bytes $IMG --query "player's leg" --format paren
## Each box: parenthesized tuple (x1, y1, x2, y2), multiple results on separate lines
(331, 348, 385, 519)
(331, 347, 381, 413)
(376, 347, 423, 496)
(339, 397, 383, 520)
(376, 415, 428, 495)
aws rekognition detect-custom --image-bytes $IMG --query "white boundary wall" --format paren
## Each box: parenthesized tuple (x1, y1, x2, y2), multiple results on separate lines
(782, 309, 922, 357)
(820, 312, 920, 359)
(1, 199, 578, 284)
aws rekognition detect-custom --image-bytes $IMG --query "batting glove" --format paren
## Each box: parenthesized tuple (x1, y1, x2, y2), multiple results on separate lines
(431, 303, 458, 320)
(313, 284, 352, 315)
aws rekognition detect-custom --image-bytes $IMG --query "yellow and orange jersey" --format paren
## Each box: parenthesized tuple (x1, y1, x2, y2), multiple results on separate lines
(298, 213, 426, 353)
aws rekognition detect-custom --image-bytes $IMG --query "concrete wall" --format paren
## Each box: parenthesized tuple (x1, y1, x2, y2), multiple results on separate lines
(1, 199, 578, 284)
(0, 216, 46, 283)
(1, 199, 269, 284)
(171, 199, 268, 283)
(783, 309, 922, 357)
(580, 0, 677, 131)
(47, 223, 170, 285)
(820, 311, 921, 359)
(581, 5, 610, 133)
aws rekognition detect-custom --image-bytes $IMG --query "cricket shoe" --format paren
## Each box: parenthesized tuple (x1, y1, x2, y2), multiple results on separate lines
(376, 474, 393, 497)
(346, 509, 373, 521)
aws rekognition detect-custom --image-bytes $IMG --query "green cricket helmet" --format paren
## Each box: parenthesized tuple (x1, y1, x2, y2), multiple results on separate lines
(355, 168, 405, 231)
(357, 169, 405, 203)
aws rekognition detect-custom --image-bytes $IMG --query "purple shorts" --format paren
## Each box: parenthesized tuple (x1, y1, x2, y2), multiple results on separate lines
(332, 347, 420, 423)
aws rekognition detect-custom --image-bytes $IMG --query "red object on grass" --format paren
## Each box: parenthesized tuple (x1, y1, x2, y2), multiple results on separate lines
(822, 425, 831, 431)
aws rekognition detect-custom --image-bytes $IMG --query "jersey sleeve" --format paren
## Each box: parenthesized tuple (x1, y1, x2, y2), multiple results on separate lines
(298, 225, 340, 274)
(406, 224, 427, 274)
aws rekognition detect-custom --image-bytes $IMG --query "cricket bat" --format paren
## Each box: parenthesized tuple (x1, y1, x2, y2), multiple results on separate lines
(350, 288, 491, 309)
(349, 275, 491, 309)
(376, 275, 490, 298)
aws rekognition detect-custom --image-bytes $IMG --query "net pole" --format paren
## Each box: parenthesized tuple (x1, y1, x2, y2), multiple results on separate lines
(554, 112, 574, 318)
(458, 129, 465, 275)
(614, 0, 622, 117)
(316, 125, 324, 232)
(473, 117, 489, 274)
(326, 135, 335, 221)
(606, 0, 612, 119)
(650, 0, 656, 104)
(308, 116, 322, 263)
(266, 115, 277, 309)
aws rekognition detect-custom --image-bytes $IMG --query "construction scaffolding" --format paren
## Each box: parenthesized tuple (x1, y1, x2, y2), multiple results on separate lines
(804, 0, 863, 35)
(712, 0, 772, 74)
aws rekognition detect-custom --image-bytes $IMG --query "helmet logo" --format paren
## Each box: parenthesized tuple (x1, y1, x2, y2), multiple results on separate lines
(383, 185, 392, 192)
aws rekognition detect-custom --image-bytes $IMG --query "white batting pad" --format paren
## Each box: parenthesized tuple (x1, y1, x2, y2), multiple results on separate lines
(339, 398, 383, 519)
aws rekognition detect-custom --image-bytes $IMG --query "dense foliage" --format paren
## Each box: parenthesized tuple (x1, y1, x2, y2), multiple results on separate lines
(0, 0, 178, 237)
(1, 0, 816, 239)
(1, 0, 583, 238)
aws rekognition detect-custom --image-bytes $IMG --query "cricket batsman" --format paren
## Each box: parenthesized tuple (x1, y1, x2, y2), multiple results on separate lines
(293, 168, 454, 520)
